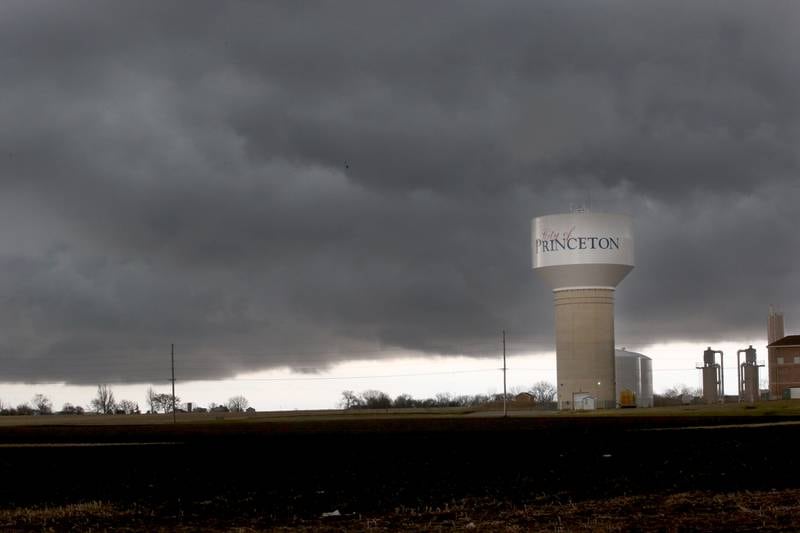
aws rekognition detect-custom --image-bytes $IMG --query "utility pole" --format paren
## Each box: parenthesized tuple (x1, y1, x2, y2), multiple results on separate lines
(502, 330, 507, 418)
(171, 343, 176, 424)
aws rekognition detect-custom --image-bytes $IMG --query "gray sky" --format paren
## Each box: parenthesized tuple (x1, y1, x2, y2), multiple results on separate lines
(1, 1, 798, 384)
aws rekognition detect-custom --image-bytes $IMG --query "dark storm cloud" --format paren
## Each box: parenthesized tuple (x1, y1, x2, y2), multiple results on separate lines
(1, 1, 799, 383)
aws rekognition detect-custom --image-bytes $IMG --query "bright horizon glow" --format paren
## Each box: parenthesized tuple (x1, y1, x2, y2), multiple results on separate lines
(0, 339, 771, 412)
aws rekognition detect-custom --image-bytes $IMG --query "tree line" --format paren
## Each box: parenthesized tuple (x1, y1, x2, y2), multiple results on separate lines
(338, 381, 558, 409)
(0, 385, 251, 416)
(652, 384, 703, 406)
(2, 380, 716, 415)
(340, 382, 720, 409)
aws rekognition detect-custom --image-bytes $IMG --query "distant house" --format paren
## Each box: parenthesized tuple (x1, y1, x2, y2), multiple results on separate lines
(513, 392, 534, 403)
(210, 405, 229, 413)
(245, 407, 256, 413)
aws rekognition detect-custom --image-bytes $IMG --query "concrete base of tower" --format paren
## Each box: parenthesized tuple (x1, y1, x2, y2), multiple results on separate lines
(554, 288, 617, 410)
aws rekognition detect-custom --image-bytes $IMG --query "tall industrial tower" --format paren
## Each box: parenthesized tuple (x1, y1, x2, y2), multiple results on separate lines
(769, 306, 785, 344)
(532, 212, 634, 409)
(767, 306, 786, 399)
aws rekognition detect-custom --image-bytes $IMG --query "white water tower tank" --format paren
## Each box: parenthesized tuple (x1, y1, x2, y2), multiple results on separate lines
(532, 212, 634, 409)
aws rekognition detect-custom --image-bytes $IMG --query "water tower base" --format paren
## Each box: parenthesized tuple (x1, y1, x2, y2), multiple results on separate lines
(554, 288, 617, 410)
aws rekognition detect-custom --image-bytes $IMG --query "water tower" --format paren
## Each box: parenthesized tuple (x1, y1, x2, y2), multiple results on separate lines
(532, 211, 634, 409)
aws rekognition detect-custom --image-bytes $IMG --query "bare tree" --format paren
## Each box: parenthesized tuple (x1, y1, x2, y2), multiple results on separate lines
(146, 387, 157, 413)
(339, 390, 363, 409)
(90, 384, 116, 414)
(361, 390, 392, 409)
(662, 384, 700, 399)
(16, 403, 34, 415)
(435, 392, 456, 407)
(32, 394, 53, 414)
(147, 391, 178, 413)
(144, 387, 178, 413)
(392, 393, 416, 408)
(530, 381, 557, 403)
(117, 399, 139, 415)
(227, 395, 249, 412)
(469, 394, 491, 406)
(59, 403, 84, 415)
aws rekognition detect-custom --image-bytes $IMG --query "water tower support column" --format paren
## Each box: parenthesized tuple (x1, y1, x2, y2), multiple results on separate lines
(555, 288, 616, 410)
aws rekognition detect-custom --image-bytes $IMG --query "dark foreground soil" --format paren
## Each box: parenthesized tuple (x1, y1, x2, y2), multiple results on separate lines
(1, 415, 800, 531)
(3, 490, 800, 531)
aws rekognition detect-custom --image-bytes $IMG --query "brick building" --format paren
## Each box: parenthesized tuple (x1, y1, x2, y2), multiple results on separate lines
(768, 335, 800, 399)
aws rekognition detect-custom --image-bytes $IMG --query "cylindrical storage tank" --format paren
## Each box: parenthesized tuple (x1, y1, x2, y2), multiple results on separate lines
(639, 356, 653, 407)
(615, 349, 641, 406)
(615, 349, 653, 408)
(533, 212, 634, 410)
